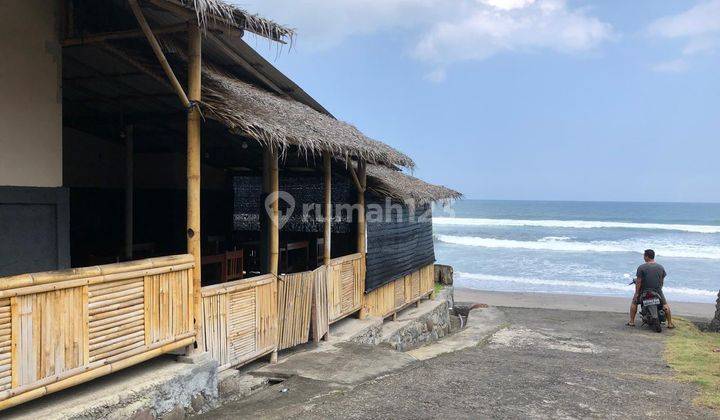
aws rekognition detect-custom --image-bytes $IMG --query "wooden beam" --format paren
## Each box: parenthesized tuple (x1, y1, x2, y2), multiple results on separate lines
(323, 152, 332, 264)
(124, 125, 134, 260)
(348, 162, 365, 193)
(100, 43, 174, 90)
(186, 22, 203, 353)
(63, 54, 177, 112)
(62, 23, 188, 47)
(128, 0, 190, 108)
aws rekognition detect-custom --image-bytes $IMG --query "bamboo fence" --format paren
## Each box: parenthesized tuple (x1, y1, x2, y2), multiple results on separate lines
(0, 255, 196, 410)
(362, 264, 435, 319)
(325, 253, 365, 324)
(200, 274, 277, 370)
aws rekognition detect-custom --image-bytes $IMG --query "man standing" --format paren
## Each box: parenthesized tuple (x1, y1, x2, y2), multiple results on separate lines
(627, 249, 675, 328)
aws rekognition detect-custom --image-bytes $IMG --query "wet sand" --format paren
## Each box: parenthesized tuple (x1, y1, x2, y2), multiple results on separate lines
(455, 287, 717, 319)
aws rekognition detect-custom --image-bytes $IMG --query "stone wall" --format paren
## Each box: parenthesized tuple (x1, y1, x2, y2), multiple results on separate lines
(710, 291, 720, 332)
(434, 264, 454, 285)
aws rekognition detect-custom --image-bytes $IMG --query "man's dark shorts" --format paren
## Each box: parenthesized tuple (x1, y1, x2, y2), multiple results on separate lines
(634, 290, 667, 306)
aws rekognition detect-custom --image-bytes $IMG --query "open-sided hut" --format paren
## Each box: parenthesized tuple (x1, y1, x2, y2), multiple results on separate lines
(0, 0, 459, 409)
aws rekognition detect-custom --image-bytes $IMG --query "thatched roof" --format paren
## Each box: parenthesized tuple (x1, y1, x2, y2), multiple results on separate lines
(366, 164, 461, 204)
(201, 68, 416, 168)
(174, 0, 294, 43)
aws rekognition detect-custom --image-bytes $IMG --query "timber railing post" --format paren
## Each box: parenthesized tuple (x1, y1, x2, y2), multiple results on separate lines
(187, 22, 203, 353)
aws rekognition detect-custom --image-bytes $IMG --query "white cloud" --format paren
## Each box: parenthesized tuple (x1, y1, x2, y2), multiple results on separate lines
(646, 0, 720, 70)
(237, 0, 613, 78)
(651, 59, 689, 73)
(423, 68, 447, 83)
(236, 0, 447, 50)
(413, 0, 613, 66)
(480, 0, 537, 11)
(647, 0, 720, 40)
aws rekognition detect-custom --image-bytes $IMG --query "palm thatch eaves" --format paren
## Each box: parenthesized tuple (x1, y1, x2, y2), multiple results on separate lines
(176, 0, 294, 43)
(202, 69, 416, 168)
(366, 164, 461, 204)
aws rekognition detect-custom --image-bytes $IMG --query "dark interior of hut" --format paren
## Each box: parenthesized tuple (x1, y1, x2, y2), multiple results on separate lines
(60, 0, 359, 285)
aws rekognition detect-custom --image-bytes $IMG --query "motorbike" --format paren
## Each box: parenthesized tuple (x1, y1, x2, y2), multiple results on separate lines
(629, 278, 666, 333)
(639, 289, 666, 333)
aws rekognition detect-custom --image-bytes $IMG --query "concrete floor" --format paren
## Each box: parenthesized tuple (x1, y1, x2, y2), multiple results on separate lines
(201, 306, 717, 419)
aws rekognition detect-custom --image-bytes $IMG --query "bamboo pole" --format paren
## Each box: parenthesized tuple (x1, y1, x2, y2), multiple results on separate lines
(187, 22, 203, 353)
(268, 150, 280, 276)
(124, 125, 134, 260)
(356, 160, 367, 255)
(356, 160, 368, 319)
(323, 152, 332, 265)
(265, 149, 279, 364)
(128, 0, 190, 108)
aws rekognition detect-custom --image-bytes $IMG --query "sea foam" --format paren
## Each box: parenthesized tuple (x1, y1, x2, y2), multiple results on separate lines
(436, 234, 720, 260)
(434, 217, 720, 234)
(456, 272, 718, 298)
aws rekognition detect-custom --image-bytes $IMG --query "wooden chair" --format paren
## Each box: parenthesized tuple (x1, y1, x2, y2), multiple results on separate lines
(225, 249, 244, 281)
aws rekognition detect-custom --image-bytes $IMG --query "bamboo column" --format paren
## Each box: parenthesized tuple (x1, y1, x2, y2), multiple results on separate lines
(356, 160, 367, 254)
(187, 23, 203, 352)
(323, 152, 332, 264)
(124, 125, 134, 260)
(354, 159, 368, 319)
(269, 150, 280, 276)
(264, 148, 280, 363)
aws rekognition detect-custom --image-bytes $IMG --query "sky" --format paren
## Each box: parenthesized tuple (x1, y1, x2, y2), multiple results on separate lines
(236, 0, 720, 203)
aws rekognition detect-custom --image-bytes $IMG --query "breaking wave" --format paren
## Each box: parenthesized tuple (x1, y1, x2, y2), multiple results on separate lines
(436, 235, 720, 260)
(433, 217, 720, 234)
(456, 272, 718, 297)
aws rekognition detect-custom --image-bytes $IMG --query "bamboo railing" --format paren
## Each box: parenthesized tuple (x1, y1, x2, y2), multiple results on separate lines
(326, 253, 365, 324)
(362, 264, 435, 318)
(0, 255, 196, 410)
(202, 253, 366, 369)
(201, 274, 277, 371)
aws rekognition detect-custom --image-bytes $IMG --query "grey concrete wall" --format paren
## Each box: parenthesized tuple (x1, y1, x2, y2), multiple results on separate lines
(0, 186, 70, 276)
(0, 0, 62, 188)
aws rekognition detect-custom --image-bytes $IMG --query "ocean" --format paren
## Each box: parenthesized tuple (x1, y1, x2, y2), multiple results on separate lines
(433, 200, 720, 303)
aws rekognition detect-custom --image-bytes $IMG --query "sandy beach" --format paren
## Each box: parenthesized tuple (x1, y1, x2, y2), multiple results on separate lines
(454, 287, 717, 319)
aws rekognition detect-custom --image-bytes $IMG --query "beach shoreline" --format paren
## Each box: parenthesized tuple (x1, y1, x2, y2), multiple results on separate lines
(454, 287, 717, 319)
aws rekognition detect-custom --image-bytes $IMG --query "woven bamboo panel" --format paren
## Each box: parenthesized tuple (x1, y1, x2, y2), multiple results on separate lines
(228, 289, 255, 362)
(201, 274, 277, 370)
(89, 279, 144, 363)
(363, 264, 435, 318)
(255, 280, 277, 353)
(394, 279, 405, 309)
(12, 288, 85, 387)
(277, 271, 314, 350)
(144, 271, 192, 344)
(0, 300, 9, 392)
(326, 254, 365, 324)
(202, 293, 228, 366)
(310, 266, 329, 342)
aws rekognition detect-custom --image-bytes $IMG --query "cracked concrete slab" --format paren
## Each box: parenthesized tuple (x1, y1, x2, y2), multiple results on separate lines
(252, 342, 417, 385)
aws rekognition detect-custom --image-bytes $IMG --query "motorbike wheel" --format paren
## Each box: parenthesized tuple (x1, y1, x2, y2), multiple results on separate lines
(654, 320, 662, 333)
